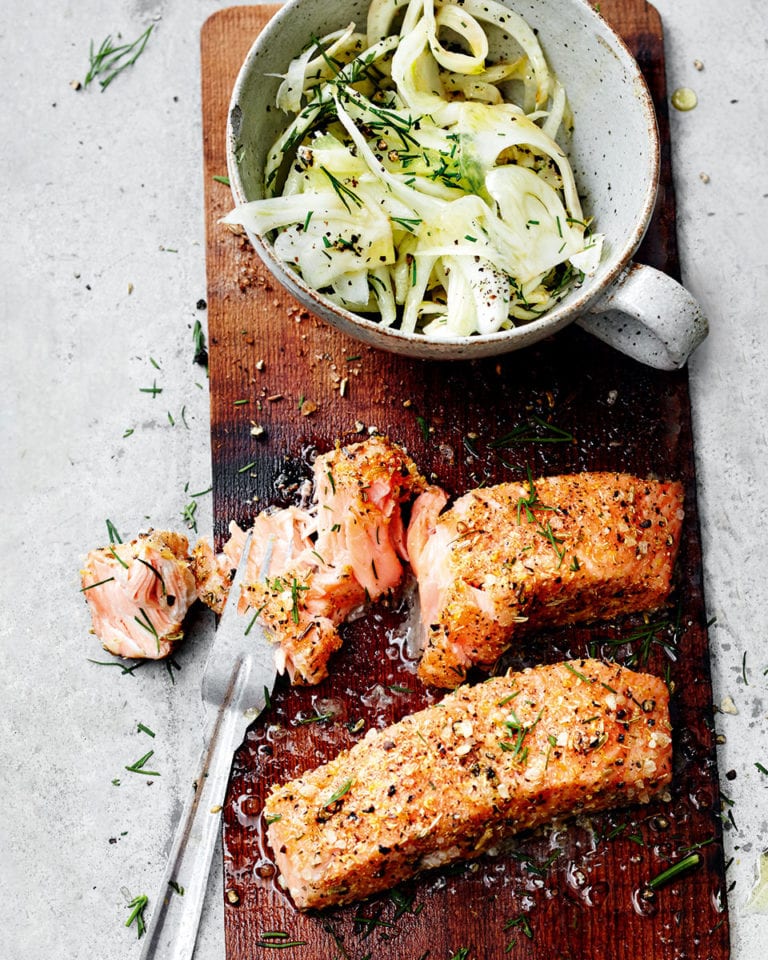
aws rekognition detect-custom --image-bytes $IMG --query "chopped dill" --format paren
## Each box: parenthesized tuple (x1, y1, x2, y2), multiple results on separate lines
(84, 26, 154, 92)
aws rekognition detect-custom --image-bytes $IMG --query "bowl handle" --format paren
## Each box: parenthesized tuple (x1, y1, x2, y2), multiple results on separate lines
(575, 262, 708, 370)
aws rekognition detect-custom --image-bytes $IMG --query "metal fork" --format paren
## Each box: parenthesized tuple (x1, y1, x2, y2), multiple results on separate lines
(139, 529, 277, 959)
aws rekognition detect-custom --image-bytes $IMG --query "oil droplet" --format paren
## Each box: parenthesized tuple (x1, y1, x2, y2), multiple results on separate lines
(631, 885, 659, 918)
(671, 87, 698, 111)
(582, 881, 609, 907)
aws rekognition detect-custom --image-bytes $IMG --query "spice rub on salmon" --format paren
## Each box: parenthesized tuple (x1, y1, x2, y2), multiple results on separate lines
(80, 530, 198, 659)
(193, 437, 426, 685)
(264, 659, 672, 909)
(406, 472, 684, 688)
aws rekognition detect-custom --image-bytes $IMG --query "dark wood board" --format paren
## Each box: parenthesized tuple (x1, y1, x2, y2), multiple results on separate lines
(200, 4, 730, 958)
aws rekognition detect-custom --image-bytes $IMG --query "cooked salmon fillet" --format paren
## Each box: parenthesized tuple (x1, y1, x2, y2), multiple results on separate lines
(193, 437, 426, 684)
(264, 659, 672, 909)
(81, 530, 198, 659)
(407, 472, 684, 687)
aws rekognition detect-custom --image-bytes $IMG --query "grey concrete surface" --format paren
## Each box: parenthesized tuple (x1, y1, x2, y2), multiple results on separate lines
(1, 1, 766, 957)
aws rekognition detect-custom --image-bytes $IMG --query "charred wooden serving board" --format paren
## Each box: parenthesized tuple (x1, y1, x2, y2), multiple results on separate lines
(201, 4, 730, 958)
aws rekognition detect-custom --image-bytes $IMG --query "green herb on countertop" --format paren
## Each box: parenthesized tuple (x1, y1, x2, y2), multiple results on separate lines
(165, 657, 181, 684)
(139, 380, 162, 399)
(88, 657, 142, 675)
(125, 749, 160, 777)
(84, 26, 154, 92)
(124, 893, 149, 938)
(756, 762, 768, 776)
(181, 499, 198, 532)
(106, 519, 123, 544)
(137, 722, 155, 738)
(123, 427, 134, 438)
(213, 175, 230, 186)
(181, 482, 212, 534)
(168, 880, 184, 895)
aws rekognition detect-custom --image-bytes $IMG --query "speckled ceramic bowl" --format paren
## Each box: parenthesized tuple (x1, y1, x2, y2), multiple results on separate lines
(227, 0, 707, 368)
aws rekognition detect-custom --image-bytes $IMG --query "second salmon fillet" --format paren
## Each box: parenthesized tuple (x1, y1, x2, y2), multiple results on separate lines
(407, 472, 684, 687)
(264, 659, 672, 909)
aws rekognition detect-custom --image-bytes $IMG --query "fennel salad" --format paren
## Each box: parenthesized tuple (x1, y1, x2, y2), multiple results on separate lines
(225, 0, 603, 339)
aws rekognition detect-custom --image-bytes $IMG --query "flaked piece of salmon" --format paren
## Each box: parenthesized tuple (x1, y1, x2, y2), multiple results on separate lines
(81, 530, 198, 659)
(264, 659, 672, 909)
(407, 472, 684, 687)
(190, 508, 311, 616)
(193, 437, 426, 685)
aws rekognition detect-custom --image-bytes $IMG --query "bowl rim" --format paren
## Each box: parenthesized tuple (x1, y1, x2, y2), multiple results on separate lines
(226, 0, 660, 350)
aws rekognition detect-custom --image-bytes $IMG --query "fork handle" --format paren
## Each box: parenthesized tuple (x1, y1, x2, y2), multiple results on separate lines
(138, 660, 250, 960)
